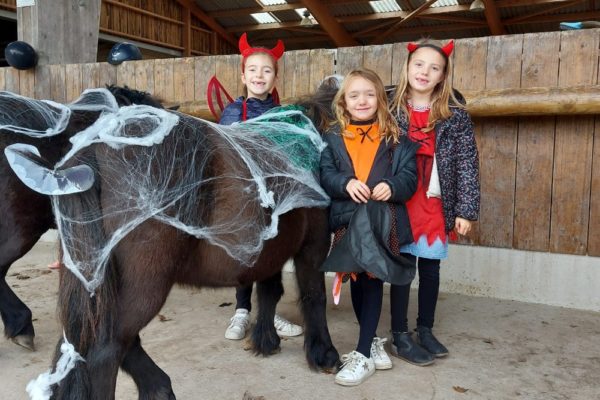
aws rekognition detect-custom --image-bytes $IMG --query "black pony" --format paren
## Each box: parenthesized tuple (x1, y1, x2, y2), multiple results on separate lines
(16, 78, 342, 399)
(0, 86, 164, 350)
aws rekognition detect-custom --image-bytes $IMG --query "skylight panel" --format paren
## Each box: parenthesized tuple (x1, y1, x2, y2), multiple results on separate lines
(431, 0, 459, 7)
(258, 0, 287, 5)
(370, 0, 402, 13)
(251, 13, 279, 24)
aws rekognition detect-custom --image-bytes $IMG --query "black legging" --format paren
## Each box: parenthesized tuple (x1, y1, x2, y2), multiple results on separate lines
(235, 284, 253, 312)
(350, 273, 384, 357)
(390, 254, 440, 332)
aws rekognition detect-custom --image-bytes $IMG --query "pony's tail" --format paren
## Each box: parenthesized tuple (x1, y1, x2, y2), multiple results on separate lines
(48, 148, 119, 398)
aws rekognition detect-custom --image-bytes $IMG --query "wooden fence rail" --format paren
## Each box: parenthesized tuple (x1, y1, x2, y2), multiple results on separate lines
(1, 29, 599, 256)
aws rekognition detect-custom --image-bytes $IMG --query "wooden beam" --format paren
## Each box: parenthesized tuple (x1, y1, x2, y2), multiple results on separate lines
(370, 0, 439, 45)
(299, 0, 358, 47)
(173, 0, 237, 48)
(504, 0, 585, 24)
(171, 85, 600, 121)
(482, 0, 507, 35)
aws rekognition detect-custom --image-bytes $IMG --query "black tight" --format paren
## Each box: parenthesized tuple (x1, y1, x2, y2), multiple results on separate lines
(350, 273, 383, 357)
(390, 254, 440, 332)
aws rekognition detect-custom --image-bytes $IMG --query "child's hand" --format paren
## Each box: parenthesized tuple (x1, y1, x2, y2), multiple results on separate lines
(371, 182, 391, 201)
(346, 179, 371, 203)
(454, 217, 472, 236)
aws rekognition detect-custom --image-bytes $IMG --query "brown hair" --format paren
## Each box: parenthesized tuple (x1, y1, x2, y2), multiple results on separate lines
(390, 38, 464, 132)
(332, 68, 399, 143)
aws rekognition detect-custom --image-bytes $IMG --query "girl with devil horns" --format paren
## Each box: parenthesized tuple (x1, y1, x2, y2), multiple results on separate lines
(221, 33, 304, 340)
(387, 38, 480, 365)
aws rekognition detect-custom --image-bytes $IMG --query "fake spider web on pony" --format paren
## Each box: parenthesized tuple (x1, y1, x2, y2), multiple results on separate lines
(5, 39, 330, 297)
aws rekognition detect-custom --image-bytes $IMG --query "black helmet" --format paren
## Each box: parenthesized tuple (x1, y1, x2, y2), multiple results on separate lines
(107, 42, 142, 65)
(4, 41, 38, 70)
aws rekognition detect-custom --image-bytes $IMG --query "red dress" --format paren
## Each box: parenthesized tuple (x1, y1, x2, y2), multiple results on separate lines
(405, 106, 447, 247)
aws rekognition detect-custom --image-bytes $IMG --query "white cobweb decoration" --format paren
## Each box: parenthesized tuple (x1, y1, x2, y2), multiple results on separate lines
(52, 100, 329, 294)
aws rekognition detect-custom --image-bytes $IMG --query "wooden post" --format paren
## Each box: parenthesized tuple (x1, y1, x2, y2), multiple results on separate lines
(17, 0, 101, 65)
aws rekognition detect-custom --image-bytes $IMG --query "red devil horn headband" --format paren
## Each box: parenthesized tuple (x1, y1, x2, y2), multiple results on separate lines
(407, 40, 454, 58)
(238, 33, 285, 62)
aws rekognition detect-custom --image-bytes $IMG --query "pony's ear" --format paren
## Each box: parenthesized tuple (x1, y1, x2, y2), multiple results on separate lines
(168, 104, 180, 111)
(407, 42, 419, 53)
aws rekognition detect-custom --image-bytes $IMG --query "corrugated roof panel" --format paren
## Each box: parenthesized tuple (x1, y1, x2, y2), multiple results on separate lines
(431, 0, 459, 7)
(258, 0, 287, 5)
(250, 12, 280, 24)
(370, 0, 402, 13)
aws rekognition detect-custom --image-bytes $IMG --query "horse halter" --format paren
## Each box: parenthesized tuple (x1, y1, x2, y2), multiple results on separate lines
(407, 40, 454, 59)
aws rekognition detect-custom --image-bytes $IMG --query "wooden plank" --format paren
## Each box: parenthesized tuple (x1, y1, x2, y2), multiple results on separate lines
(391, 42, 409, 86)
(513, 31, 560, 252)
(34, 65, 52, 100)
(194, 55, 215, 101)
(65, 64, 83, 102)
(308, 48, 336, 95)
(135, 60, 156, 95)
(49, 64, 67, 103)
(99, 62, 118, 88)
(478, 35, 523, 248)
(215, 54, 240, 100)
(452, 37, 488, 91)
(0, 68, 5, 91)
(551, 30, 598, 254)
(116, 61, 137, 88)
(81, 63, 101, 90)
(336, 46, 363, 77)
(19, 70, 35, 98)
(173, 57, 195, 103)
(452, 36, 488, 245)
(154, 58, 175, 103)
(4, 68, 20, 93)
(282, 50, 311, 99)
(589, 116, 600, 256)
(363, 44, 393, 85)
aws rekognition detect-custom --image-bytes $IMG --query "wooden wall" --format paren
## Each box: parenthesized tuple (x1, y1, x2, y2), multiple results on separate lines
(1, 29, 599, 257)
(0, 0, 233, 56)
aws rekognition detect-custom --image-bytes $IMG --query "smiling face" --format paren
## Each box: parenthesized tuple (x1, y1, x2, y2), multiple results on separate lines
(343, 76, 378, 122)
(241, 53, 277, 100)
(407, 46, 447, 98)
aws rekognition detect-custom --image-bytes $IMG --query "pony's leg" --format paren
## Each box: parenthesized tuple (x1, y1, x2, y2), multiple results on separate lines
(252, 271, 284, 355)
(0, 231, 43, 350)
(293, 211, 339, 371)
(121, 335, 175, 400)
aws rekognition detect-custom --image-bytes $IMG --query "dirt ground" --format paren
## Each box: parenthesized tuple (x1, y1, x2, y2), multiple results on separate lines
(2, 239, 600, 400)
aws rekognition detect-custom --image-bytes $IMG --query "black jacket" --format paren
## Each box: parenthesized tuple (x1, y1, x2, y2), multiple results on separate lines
(319, 125, 419, 245)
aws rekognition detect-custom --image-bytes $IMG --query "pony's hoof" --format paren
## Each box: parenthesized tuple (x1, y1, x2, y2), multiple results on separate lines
(12, 334, 35, 351)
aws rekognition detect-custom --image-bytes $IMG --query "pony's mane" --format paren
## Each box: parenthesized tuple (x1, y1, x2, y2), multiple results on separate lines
(106, 85, 164, 109)
(293, 75, 342, 133)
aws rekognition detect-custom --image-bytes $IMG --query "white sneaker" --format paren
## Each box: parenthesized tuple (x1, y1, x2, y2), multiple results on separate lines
(334, 351, 375, 386)
(371, 337, 392, 370)
(274, 314, 303, 337)
(225, 308, 250, 340)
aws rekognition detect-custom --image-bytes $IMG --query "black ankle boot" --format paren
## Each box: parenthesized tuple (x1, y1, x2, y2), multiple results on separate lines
(416, 326, 449, 358)
(391, 331, 435, 366)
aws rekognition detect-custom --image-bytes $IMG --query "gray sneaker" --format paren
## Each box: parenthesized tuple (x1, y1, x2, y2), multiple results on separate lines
(225, 308, 250, 340)
(274, 314, 303, 337)
(370, 337, 392, 370)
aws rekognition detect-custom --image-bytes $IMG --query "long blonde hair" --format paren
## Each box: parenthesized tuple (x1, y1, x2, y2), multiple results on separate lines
(390, 38, 464, 131)
(332, 68, 399, 143)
